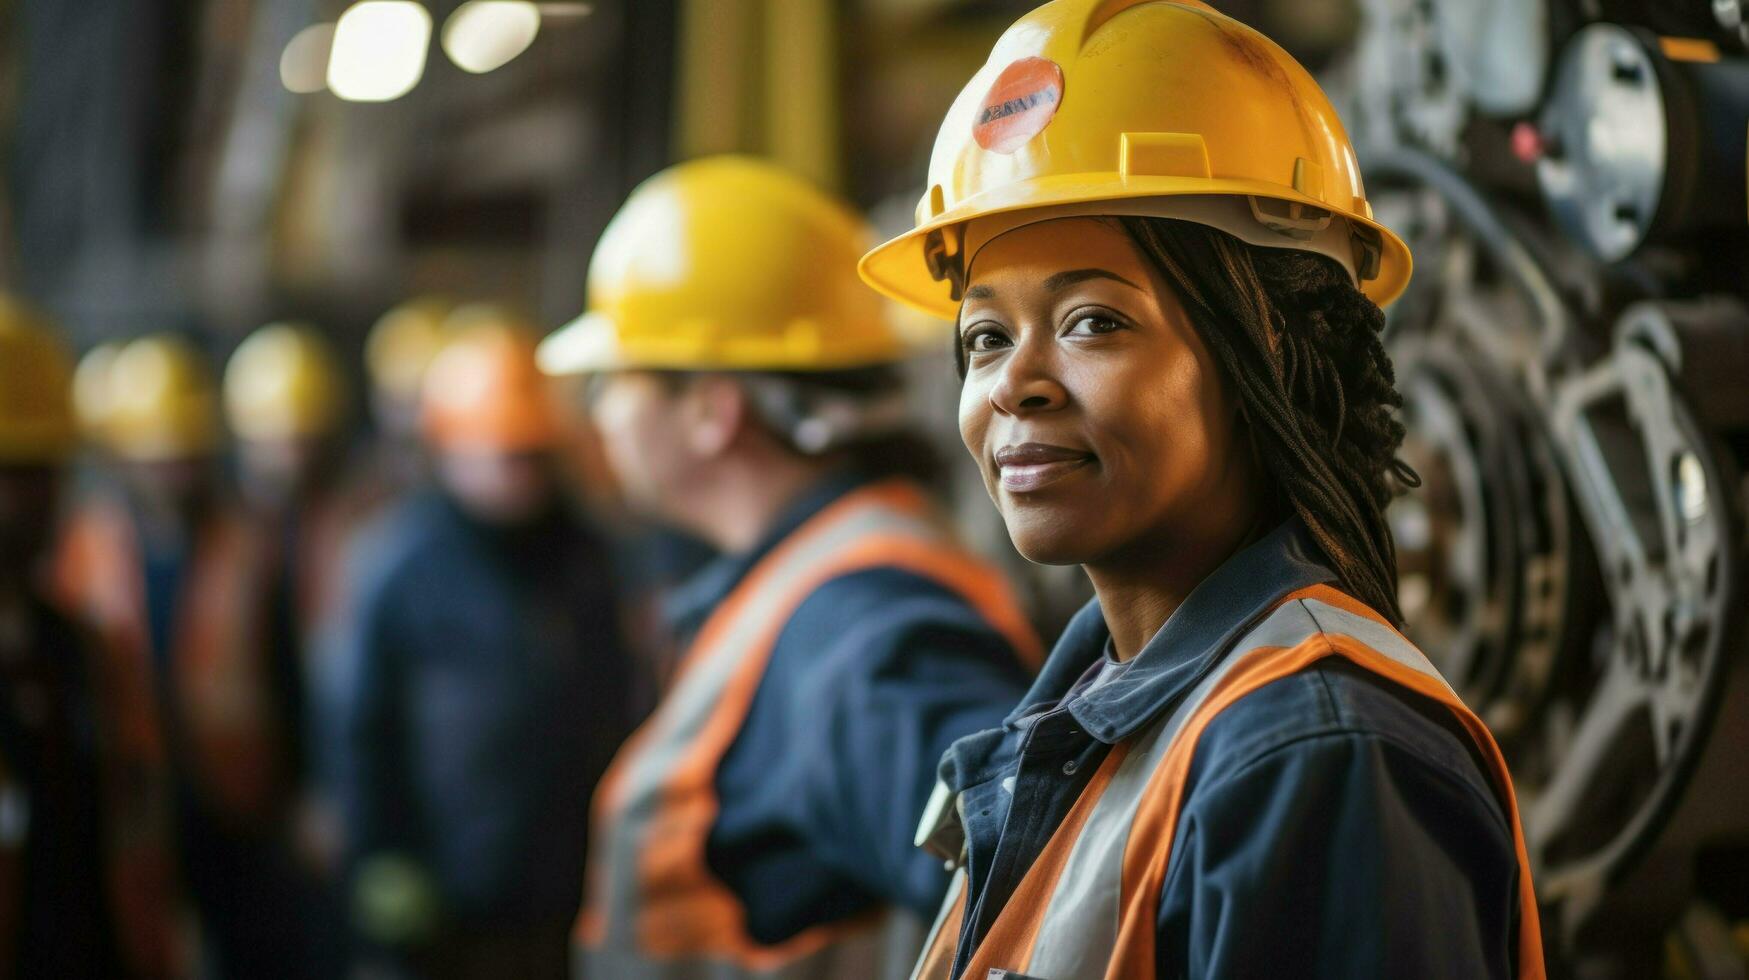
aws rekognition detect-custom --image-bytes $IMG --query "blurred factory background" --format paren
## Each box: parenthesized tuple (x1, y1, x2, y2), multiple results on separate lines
(4, 0, 1749, 977)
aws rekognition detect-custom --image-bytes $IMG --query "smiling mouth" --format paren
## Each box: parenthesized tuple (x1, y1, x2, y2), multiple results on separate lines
(994, 443, 1096, 493)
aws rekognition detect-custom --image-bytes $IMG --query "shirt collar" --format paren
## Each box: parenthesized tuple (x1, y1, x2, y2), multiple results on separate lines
(662, 470, 872, 638)
(1006, 517, 1337, 743)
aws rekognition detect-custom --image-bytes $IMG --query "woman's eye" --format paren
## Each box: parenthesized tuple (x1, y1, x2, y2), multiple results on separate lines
(1066, 313, 1121, 336)
(962, 327, 1011, 353)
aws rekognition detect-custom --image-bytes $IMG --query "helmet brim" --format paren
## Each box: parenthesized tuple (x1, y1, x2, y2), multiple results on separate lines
(860, 174, 1412, 320)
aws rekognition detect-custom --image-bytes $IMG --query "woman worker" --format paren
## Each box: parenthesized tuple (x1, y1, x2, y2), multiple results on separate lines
(856, 1, 1545, 977)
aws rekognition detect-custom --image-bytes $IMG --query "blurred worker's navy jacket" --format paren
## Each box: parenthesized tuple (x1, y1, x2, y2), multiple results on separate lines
(328, 491, 632, 927)
(662, 473, 1035, 943)
(936, 519, 1522, 979)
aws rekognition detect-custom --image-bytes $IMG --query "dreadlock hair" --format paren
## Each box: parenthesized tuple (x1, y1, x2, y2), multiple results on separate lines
(1102, 217, 1414, 623)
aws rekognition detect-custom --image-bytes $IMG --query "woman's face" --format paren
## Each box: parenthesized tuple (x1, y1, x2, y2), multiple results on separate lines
(957, 217, 1257, 567)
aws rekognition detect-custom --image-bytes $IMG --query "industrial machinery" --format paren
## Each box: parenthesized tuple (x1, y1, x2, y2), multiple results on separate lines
(1342, 1, 1749, 974)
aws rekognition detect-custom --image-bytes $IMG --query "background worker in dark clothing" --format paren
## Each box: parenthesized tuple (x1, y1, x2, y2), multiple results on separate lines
(222, 321, 358, 974)
(223, 322, 351, 797)
(328, 318, 633, 980)
(0, 303, 173, 979)
(57, 332, 308, 979)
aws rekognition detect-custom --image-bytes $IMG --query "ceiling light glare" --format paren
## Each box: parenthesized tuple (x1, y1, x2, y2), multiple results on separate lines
(443, 1, 541, 74)
(280, 23, 336, 93)
(328, 1, 432, 102)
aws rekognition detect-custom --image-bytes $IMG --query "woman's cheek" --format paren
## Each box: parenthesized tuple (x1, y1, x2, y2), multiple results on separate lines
(958, 379, 989, 458)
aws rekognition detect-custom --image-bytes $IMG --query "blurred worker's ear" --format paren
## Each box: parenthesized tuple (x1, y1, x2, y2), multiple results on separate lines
(682, 374, 748, 460)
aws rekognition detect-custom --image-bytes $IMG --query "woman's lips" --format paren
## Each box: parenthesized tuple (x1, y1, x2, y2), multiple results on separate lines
(994, 443, 1096, 493)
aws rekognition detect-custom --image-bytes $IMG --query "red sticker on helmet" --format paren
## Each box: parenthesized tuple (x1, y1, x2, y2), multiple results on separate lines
(972, 57, 1064, 154)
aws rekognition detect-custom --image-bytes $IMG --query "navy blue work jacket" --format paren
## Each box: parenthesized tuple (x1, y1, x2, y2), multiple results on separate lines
(664, 474, 1036, 945)
(328, 492, 633, 927)
(938, 520, 1522, 979)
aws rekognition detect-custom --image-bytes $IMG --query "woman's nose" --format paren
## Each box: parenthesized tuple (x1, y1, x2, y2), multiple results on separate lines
(989, 339, 1068, 416)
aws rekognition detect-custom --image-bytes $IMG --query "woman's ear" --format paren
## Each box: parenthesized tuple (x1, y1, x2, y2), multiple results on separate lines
(683, 374, 747, 459)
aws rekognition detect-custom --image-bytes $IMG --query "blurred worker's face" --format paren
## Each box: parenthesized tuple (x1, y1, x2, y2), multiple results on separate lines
(238, 436, 334, 510)
(0, 464, 63, 578)
(437, 449, 556, 526)
(956, 217, 1254, 567)
(586, 372, 705, 525)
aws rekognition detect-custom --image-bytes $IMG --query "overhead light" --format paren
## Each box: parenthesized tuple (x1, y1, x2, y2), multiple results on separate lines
(280, 23, 336, 93)
(328, 1, 432, 102)
(442, 1, 541, 74)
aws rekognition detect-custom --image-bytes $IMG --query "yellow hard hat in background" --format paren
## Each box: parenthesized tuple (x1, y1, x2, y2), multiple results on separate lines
(366, 296, 456, 402)
(858, 0, 1413, 317)
(106, 334, 223, 462)
(73, 342, 124, 445)
(423, 323, 559, 453)
(538, 155, 907, 377)
(0, 297, 77, 464)
(223, 323, 346, 443)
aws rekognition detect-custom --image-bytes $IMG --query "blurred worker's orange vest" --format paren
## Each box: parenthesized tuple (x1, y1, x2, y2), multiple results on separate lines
(57, 502, 289, 828)
(910, 585, 1546, 980)
(579, 480, 1041, 979)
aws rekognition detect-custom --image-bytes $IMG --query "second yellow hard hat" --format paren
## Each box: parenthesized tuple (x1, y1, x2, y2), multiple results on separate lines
(224, 323, 347, 443)
(538, 156, 907, 377)
(366, 296, 456, 402)
(106, 334, 223, 462)
(858, 0, 1412, 317)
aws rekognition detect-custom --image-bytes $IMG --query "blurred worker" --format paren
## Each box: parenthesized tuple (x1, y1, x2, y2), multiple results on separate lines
(329, 318, 632, 980)
(361, 295, 455, 497)
(70, 342, 129, 503)
(0, 304, 176, 979)
(71, 341, 123, 451)
(856, 2, 1542, 977)
(223, 322, 350, 752)
(57, 333, 308, 979)
(223, 322, 360, 968)
(537, 156, 1042, 979)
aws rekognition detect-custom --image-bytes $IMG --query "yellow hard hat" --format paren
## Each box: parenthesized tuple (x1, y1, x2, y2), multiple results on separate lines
(106, 334, 223, 462)
(0, 298, 76, 464)
(423, 323, 559, 452)
(858, 0, 1412, 318)
(223, 323, 347, 443)
(366, 297, 456, 401)
(73, 342, 124, 444)
(538, 156, 907, 377)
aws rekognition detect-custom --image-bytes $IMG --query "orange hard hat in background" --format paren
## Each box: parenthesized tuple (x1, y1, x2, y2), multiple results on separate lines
(420, 310, 559, 453)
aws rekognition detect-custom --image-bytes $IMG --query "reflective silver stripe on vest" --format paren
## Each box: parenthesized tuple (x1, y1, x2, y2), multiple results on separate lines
(1021, 597, 1450, 980)
(591, 494, 943, 977)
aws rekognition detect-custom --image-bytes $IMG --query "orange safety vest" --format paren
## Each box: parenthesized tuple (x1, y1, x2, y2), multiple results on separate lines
(912, 584, 1546, 980)
(57, 502, 288, 829)
(580, 481, 1042, 979)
